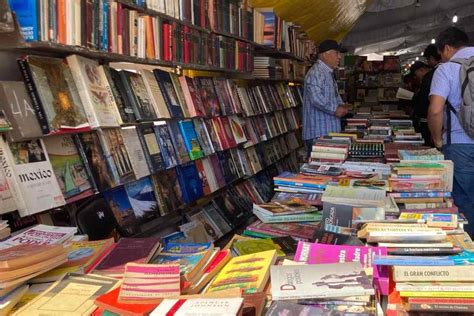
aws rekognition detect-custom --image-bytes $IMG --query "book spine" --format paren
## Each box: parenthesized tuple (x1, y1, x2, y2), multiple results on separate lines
(408, 301, 474, 313)
(393, 266, 474, 282)
(387, 247, 462, 255)
(16, 59, 50, 135)
(402, 291, 474, 298)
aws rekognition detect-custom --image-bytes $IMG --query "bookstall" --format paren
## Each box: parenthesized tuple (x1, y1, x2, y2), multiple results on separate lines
(1, 0, 474, 315)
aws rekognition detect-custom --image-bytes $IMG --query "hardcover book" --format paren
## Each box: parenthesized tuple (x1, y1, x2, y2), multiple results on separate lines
(43, 135, 95, 203)
(202, 203, 232, 236)
(0, 138, 65, 217)
(201, 156, 219, 192)
(118, 70, 157, 121)
(18, 55, 89, 134)
(213, 78, 234, 115)
(228, 115, 247, 144)
(136, 123, 165, 173)
(196, 78, 221, 117)
(103, 185, 141, 236)
(151, 169, 183, 215)
(193, 118, 215, 156)
(180, 76, 206, 117)
(176, 161, 204, 204)
(153, 69, 184, 118)
(66, 55, 120, 128)
(167, 120, 191, 164)
(120, 126, 151, 179)
(194, 159, 211, 196)
(178, 120, 204, 160)
(270, 262, 374, 300)
(153, 121, 179, 169)
(0, 81, 43, 142)
(139, 69, 171, 119)
(220, 116, 237, 148)
(101, 65, 136, 124)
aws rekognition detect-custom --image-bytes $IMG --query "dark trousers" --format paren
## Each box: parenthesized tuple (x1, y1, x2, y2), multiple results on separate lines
(305, 138, 315, 160)
(419, 121, 434, 147)
(443, 144, 474, 238)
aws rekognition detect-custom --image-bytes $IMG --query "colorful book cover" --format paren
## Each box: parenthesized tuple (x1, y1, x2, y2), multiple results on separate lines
(123, 71, 157, 121)
(246, 221, 318, 241)
(43, 135, 94, 203)
(228, 115, 247, 144)
(153, 121, 179, 169)
(150, 170, 183, 215)
(153, 69, 184, 118)
(196, 78, 220, 117)
(204, 119, 222, 151)
(206, 250, 277, 294)
(151, 298, 244, 315)
(211, 117, 229, 150)
(295, 242, 389, 294)
(9, 0, 39, 41)
(167, 120, 191, 164)
(262, 11, 276, 47)
(184, 77, 206, 117)
(189, 211, 222, 241)
(178, 120, 204, 160)
(212, 78, 233, 115)
(220, 116, 237, 148)
(192, 118, 214, 156)
(176, 161, 204, 204)
(102, 65, 137, 123)
(194, 159, 211, 196)
(124, 177, 159, 222)
(103, 186, 141, 236)
(270, 262, 374, 300)
(119, 263, 180, 302)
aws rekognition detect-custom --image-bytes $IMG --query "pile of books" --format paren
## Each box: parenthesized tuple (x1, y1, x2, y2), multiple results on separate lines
(347, 142, 385, 160)
(398, 148, 444, 161)
(309, 136, 351, 163)
(390, 120, 424, 145)
(252, 198, 322, 223)
(253, 57, 282, 79)
(273, 171, 329, 195)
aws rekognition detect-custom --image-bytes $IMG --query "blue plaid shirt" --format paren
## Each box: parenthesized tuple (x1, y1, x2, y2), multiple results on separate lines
(302, 60, 343, 140)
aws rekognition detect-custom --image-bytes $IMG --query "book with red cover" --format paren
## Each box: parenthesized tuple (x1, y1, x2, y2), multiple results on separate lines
(220, 116, 237, 148)
(94, 287, 157, 316)
(162, 22, 171, 61)
(92, 237, 162, 277)
(212, 117, 230, 150)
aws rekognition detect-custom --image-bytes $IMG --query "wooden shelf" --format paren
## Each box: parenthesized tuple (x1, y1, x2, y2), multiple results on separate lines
(254, 43, 306, 62)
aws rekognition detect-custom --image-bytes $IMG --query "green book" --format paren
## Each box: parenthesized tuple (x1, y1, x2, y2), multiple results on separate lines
(233, 239, 285, 257)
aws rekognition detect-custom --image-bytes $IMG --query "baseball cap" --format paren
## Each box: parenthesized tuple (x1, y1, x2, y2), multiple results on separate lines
(318, 40, 347, 54)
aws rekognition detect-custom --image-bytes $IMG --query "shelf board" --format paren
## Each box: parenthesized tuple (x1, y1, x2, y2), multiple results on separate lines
(253, 43, 306, 62)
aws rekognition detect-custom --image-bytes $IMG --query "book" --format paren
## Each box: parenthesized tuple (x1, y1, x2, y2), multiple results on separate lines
(13, 273, 120, 316)
(311, 229, 365, 246)
(120, 126, 151, 179)
(233, 239, 285, 257)
(406, 297, 474, 313)
(102, 66, 136, 123)
(186, 249, 232, 294)
(103, 186, 141, 236)
(179, 76, 206, 117)
(322, 185, 386, 207)
(43, 134, 95, 203)
(150, 169, 183, 215)
(66, 55, 120, 128)
(206, 249, 277, 294)
(253, 210, 322, 224)
(18, 55, 90, 135)
(0, 224, 76, 249)
(118, 71, 157, 121)
(124, 177, 159, 222)
(167, 120, 191, 164)
(0, 284, 29, 316)
(136, 123, 165, 173)
(246, 221, 318, 241)
(99, 128, 135, 185)
(176, 161, 204, 204)
(253, 199, 318, 217)
(150, 297, 244, 316)
(0, 244, 66, 271)
(93, 237, 162, 277)
(270, 262, 374, 300)
(138, 69, 171, 119)
(153, 69, 184, 118)
(193, 118, 215, 156)
(0, 81, 43, 142)
(153, 121, 179, 169)
(8, 0, 39, 41)
(178, 120, 204, 160)
(94, 287, 157, 316)
(119, 263, 181, 303)
(196, 78, 220, 117)
(393, 265, 474, 282)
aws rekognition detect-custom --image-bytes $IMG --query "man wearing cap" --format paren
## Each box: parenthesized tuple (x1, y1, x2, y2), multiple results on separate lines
(302, 40, 349, 159)
(411, 61, 434, 146)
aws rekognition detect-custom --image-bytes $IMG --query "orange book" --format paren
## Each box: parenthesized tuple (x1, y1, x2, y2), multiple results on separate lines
(145, 16, 155, 59)
(94, 287, 158, 316)
(0, 244, 65, 271)
(57, 0, 66, 44)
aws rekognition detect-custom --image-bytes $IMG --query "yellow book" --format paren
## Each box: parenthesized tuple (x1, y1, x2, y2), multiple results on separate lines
(400, 291, 474, 298)
(328, 132, 358, 139)
(206, 250, 277, 294)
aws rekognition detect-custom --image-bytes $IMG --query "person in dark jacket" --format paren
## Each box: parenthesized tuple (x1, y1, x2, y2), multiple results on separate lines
(410, 61, 434, 146)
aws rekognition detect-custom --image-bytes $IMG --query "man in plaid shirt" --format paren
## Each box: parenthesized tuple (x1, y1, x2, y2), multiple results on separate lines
(303, 40, 349, 159)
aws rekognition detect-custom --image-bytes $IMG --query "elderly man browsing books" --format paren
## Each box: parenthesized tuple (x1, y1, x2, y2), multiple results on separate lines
(302, 39, 350, 159)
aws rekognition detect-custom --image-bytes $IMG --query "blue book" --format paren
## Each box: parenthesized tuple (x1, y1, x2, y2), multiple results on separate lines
(374, 255, 455, 266)
(176, 161, 203, 204)
(178, 120, 204, 160)
(124, 177, 158, 221)
(101, 0, 109, 51)
(162, 242, 213, 254)
(273, 180, 327, 190)
(153, 121, 179, 169)
(391, 191, 451, 198)
(8, 0, 39, 41)
(153, 69, 184, 118)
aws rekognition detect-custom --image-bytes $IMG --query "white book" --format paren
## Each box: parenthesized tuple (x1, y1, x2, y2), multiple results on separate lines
(0, 138, 65, 217)
(66, 55, 120, 128)
(270, 262, 374, 300)
(121, 126, 151, 180)
(0, 161, 16, 214)
(151, 298, 244, 316)
(396, 88, 414, 100)
(139, 70, 171, 119)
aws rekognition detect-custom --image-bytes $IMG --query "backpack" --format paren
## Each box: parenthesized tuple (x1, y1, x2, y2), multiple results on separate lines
(446, 57, 474, 144)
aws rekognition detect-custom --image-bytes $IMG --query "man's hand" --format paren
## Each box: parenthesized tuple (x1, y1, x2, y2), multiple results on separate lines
(335, 105, 348, 118)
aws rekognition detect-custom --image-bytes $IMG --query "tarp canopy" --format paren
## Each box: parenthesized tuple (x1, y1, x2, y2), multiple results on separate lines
(342, 0, 474, 63)
(249, 0, 372, 44)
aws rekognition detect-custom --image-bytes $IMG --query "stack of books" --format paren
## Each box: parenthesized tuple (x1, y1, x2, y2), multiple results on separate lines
(309, 136, 351, 163)
(252, 198, 322, 223)
(273, 171, 330, 195)
(252, 57, 282, 79)
(347, 142, 385, 160)
(398, 148, 444, 161)
(390, 120, 424, 145)
(367, 125, 392, 141)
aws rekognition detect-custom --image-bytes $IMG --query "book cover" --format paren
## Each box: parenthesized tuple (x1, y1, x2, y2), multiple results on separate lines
(8, 0, 39, 41)
(150, 170, 183, 215)
(270, 262, 374, 300)
(182, 76, 206, 117)
(213, 194, 247, 229)
(0, 138, 65, 217)
(178, 120, 204, 160)
(176, 161, 204, 204)
(139, 69, 171, 119)
(220, 116, 237, 148)
(103, 186, 141, 236)
(119, 71, 157, 121)
(150, 298, 243, 315)
(196, 78, 220, 117)
(216, 151, 236, 184)
(0, 81, 43, 142)
(120, 126, 151, 180)
(194, 159, 211, 196)
(393, 265, 474, 282)
(170, 73, 191, 118)
(119, 263, 180, 302)
(125, 177, 159, 222)
(233, 239, 285, 257)
(136, 123, 165, 173)
(189, 211, 222, 241)
(322, 202, 354, 228)
(20, 56, 89, 134)
(153, 69, 184, 118)
(153, 121, 179, 169)
(98, 128, 135, 185)
(66, 55, 120, 128)
(74, 132, 118, 191)
(203, 155, 221, 192)
(94, 287, 157, 315)
(228, 115, 247, 144)
(43, 135, 94, 203)
(167, 120, 191, 164)
(204, 119, 222, 151)
(1, 224, 76, 247)
(202, 203, 232, 236)
(212, 78, 234, 115)
(193, 118, 215, 156)
(93, 237, 161, 276)
(101, 65, 136, 124)
(206, 250, 277, 293)
(13, 273, 120, 316)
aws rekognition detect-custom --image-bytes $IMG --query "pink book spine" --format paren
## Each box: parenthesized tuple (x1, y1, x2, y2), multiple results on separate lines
(178, 76, 197, 117)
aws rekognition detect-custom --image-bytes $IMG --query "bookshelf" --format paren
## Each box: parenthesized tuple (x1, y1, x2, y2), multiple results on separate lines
(0, 0, 309, 243)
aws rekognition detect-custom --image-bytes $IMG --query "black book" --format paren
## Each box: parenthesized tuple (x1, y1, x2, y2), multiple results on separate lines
(322, 202, 354, 228)
(136, 123, 165, 173)
(119, 70, 157, 121)
(312, 229, 364, 246)
(212, 194, 247, 229)
(271, 236, 298, 257)
(102, 66, 136, 123)
(153, 69, 184, 118)
(216, 151, 235, 184)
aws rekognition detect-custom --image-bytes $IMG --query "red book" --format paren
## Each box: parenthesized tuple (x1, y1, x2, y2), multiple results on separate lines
(162, 23, 171, 61)
(183, 26, 191, 64)
(212, 118, 229, 150)
(57, 0, 66, 44)
(94, 287, 157, 316)
(194, 159, 211, 196)
(220, 117, 237, 148)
